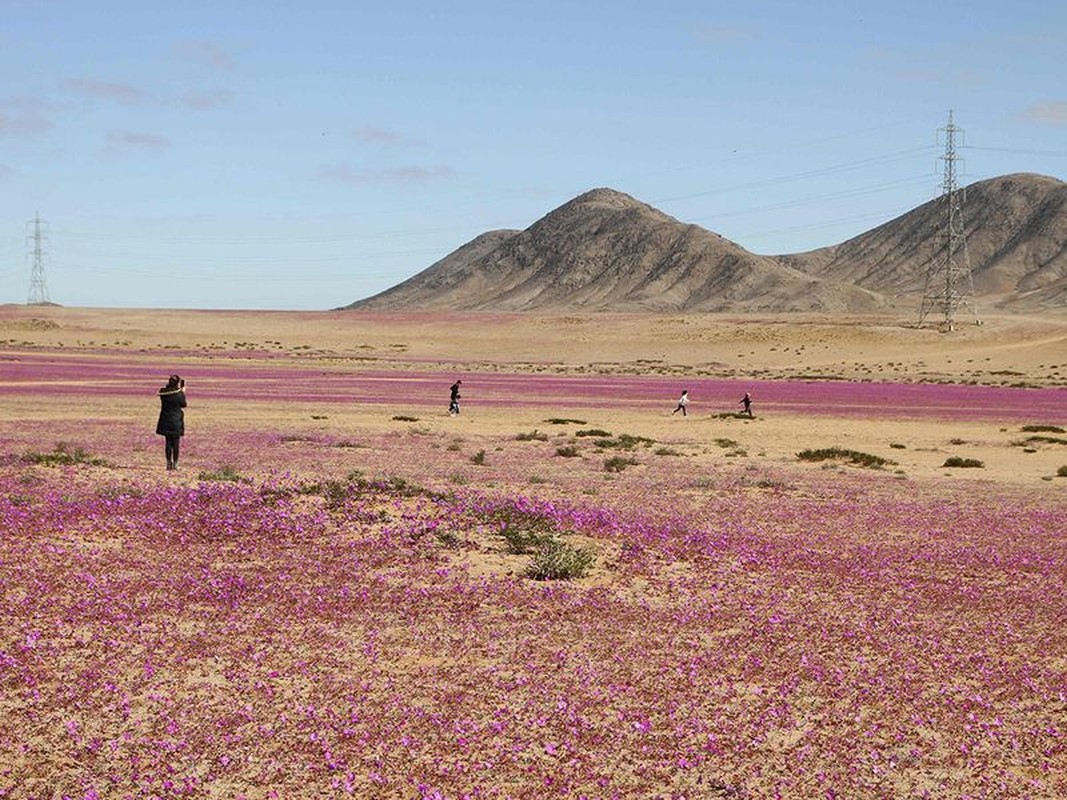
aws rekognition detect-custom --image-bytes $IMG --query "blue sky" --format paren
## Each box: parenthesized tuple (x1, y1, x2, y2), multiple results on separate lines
(1, 0, 1064, 309)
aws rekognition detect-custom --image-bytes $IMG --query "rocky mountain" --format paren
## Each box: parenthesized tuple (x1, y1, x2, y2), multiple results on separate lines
(346, 173, 1066, 313)
(778, 173, 1067, 309)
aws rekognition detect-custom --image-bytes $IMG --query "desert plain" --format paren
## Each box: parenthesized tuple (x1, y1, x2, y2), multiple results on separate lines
(1, 305, 1065, 798)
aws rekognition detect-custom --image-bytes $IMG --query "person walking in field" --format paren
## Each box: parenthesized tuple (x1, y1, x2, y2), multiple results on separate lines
(672, 389, 690, 416)
(739, 392, 753, 418)
(449, 380, 462, 415)
(156, 374, 187, 470)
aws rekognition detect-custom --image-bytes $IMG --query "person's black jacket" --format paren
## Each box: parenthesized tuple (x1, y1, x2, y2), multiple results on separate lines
(156, 389, 187, 436)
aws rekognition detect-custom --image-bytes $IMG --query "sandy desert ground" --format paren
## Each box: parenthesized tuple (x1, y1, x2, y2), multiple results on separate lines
(2, 305, 1065, 485)
(1, 305, 1065, 799)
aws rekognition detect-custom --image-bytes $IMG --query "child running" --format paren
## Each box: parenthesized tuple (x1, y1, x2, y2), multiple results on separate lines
(672, 389, 690, 416)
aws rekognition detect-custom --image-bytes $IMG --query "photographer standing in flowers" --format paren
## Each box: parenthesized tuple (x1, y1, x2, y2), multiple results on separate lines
(156, 374, 187, 470)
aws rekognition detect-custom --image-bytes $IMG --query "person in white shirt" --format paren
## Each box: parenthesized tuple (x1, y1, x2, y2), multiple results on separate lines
(672, 389, 689, 416)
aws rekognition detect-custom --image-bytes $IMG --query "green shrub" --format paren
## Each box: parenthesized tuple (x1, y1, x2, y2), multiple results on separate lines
(381, 475, 426, 496)
(654, 447, 681, 456)
(890, 442, 907, 449)
(1057, 465, 1067, 478)
(515, 430, 549, 441)
(198, 465, 248, 483)
(435, 530, 460, 548)
(713, 438, 740, 449)
(545, 418, 586, 425)
(318, 479, 350, 508)
(943, 457, 984, 468)
(24, 442, 109, 468)
(294, 478, 350, 508)
(555, 445, 580, 458)
(502, 526, 555, 555)
(594, 433, 655, 450)
(575, 428, 612, 438)
(485, 506, 556, 555)
(524, 539, 595, 580)
(392, 415, 418, 422)
(797, 448, 894, 468)
(1022, 424, 1065, 433)
(1024, 435, 1067, 446)
(604, 455, 638, 473)
(471, 450, 487, 465)
(342, 472, 431, 499)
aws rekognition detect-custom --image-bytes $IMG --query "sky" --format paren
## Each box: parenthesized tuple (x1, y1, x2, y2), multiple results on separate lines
(1, 0, 1064, 310)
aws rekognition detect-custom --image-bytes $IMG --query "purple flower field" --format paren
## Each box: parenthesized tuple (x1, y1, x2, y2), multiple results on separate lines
(1, 346, 1065, 798)
(2, 351, 1064, 420)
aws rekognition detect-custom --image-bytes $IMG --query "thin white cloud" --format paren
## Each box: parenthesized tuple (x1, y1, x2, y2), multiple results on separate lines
(182, 89, 236, 110)
(316, 163, 458, 184)
(174, 40, 235, 70)
(352, 126, 427, 147)
(0, 109, 53, 136)
(100, 130, 172, 157)
(64, 78, 148, 106)
(7, 96, 64, 113)
(1018, 101, 1067, 126)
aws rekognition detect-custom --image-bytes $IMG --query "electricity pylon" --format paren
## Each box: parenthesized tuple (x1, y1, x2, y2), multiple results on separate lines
(917, 111, 979, 330)
(27, 213, 51, 305)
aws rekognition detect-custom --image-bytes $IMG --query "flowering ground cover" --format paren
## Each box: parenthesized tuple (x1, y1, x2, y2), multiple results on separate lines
(2, 350, 1064, 421)
(1, 343, 1065, 798)
(2, 442, 1065, 798)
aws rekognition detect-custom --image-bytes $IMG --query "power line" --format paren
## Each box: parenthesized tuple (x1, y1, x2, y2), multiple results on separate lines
(963, 145, 1067, 157)
(685, 173, 935, 223)
(737, 207, 922, 243)
(653, 146, 937, 205)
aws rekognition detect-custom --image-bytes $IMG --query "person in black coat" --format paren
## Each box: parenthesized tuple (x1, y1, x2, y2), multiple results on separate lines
(449, 380, 462, 415)
(156, 374, 187, 470)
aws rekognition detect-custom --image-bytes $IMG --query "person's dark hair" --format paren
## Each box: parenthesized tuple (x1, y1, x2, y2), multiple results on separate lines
(166, 374, 182, 389)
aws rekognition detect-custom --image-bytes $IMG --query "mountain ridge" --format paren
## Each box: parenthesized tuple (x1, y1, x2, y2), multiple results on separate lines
(347, 173, 1067, 313)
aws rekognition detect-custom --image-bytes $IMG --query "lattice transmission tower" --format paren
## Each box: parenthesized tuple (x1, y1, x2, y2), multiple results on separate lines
(27, 213, 52, 305)
(917, 111, 979, 330)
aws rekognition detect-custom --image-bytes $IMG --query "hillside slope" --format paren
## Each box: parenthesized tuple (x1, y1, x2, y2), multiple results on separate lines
(347, 173, 1066, 313)
(777, 173, 1067, 309)
(349, 189, 887, 313)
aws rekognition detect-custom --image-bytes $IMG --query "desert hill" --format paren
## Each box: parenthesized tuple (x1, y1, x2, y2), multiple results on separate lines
(779, 173, 1067, 309)
(347, 173, 1066, 313)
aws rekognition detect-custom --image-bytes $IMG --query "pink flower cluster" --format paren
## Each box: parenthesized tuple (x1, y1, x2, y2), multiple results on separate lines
(2, 350, 1063, 420)
(1, 451, 1064, 798)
